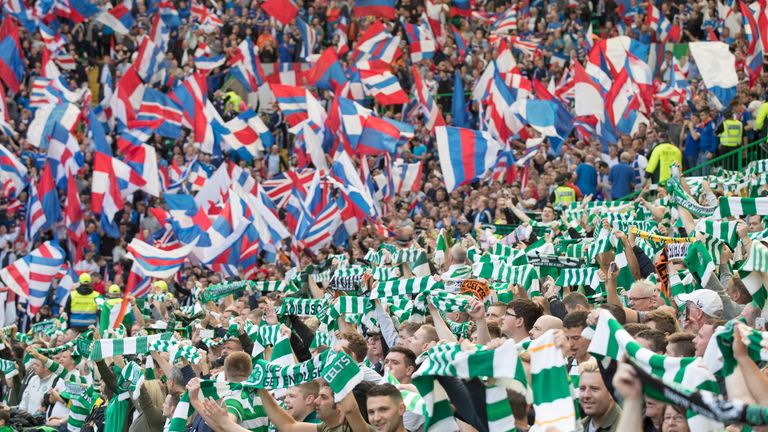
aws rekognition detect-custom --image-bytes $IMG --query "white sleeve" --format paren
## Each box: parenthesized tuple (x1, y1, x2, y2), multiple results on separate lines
(374, 303, 400, 348)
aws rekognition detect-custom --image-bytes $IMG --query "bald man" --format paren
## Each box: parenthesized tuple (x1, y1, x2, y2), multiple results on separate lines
(529, 315, 563, 340)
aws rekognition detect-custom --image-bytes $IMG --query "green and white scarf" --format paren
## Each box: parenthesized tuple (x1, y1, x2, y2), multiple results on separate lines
(528, 330, 578, 431)
(150, 340, 202, 364)
(391, 249, 431, 276)
(199, 280, 249, 303)
(718, 197, 768, 217)
(738, 240, 768, 308)
(702, 320, 768, 378)
(382, 368, 426, 415)
(434, 229, 447, 267)
(0, 358, 17, 378)
(412, 341, 527, 432)
(90, 333, 174, 361)
(587, 310, 722, 431)
(277, 298, 327, 316)
(168, 381, 269, 432)
(371, 276, 439, 299)
(67, 385, 99, 432)
(695, 219, 740, 249)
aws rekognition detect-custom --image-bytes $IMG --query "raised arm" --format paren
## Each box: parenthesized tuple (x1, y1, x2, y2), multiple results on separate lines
(255, 388, 318, 432)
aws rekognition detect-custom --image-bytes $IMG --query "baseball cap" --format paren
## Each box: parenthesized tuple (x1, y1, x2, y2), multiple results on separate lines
(79, 273, 92, 285)
(677, 289, 723, 318)
(108, 284, 121, 295)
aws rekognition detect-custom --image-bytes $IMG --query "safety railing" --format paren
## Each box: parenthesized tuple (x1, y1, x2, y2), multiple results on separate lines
(617, 136, 768, 201)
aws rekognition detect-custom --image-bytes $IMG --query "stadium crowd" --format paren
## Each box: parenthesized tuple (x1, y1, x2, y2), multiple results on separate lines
(1, 0, 768, 430)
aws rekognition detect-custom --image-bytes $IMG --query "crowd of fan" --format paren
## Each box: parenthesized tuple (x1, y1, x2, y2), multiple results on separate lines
(0, 0, 768, 430)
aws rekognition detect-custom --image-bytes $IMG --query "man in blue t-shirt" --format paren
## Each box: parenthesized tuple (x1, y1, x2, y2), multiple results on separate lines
(608, 152, 636, 200)
(574, 154, 597, 197)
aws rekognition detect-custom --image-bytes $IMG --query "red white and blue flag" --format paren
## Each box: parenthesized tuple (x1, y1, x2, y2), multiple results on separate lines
(359, 69, 409, 105)
(96, 3, 135, 34)
(353, 0, 396, 20)
(0, 16, 25, 93)
(127, 238, 195, 279)
(0, 241, 65, 315)
(435, 126, 501, 192)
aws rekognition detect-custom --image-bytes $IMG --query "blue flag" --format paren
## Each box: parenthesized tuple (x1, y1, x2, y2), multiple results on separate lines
(451, 71, 469, 128)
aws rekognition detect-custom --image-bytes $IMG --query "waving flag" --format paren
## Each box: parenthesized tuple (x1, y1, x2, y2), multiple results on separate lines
(689, 42, 738, 110)
(435, 126, 501, 192)
(358, 116, 414, 155)
(451, 70, 470, 128)
(38, 161, 61, 230)
(270, 84, 309, 127)
(193, 53, 226, 71)
(296, 16, 316, 59)
(392, 159, 422, 195)
(221, 110, 274, 161)
(740, 0, 764, 86)
(360, 69, 409, 105)
(402, 17, 436, 62)
(0, 144, 28, 199)
(110, 66, 146, 131)
(25, 179, 46, 242)
(352, 21, 402, 64)
(46, 122, 84, 189)
(307, 47, 348, 91)
(491, 6, 517, 35)
(0, 87, 14, 139)
(645, 4, 677, 42)
(0, 241, 64, 315)
(191, 1, 223, 31)
(511, 99, 574, 154)
(150, 11, 172, 50)
(411, 66, 445, 130)
(65, 173, 86, 262)
(64, 0, 100, 22)
(171, 72, 208, 142)
(452, 26, 469, 59)
(353, 0, 396, 19)
(572, 60, 606, 118)
(0, 16, 25, 93)
(96, 3, 135, 34)
(330, 152, 377, 218)
(260, 0, 299, 24)
(134, 37, 165, 83)
(229, 37, 266, 92)
(450, 0, 471, 17)
(137, 87, 183, 139)
(127, 238, 194, 279)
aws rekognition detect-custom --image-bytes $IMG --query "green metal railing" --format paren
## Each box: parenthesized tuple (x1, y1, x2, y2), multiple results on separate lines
(618, 137, 768, 201)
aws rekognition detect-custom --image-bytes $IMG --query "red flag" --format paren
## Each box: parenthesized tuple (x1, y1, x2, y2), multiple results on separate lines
(261, 0, 299, 25)
(65, 173, 86, 262)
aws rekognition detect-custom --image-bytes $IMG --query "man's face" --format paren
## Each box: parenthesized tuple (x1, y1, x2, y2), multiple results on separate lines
(367, 395, 404, 432)
(542, 207, 555, 222)
(564, 326, 589, 361)
(284, 387, 312, 420)
(628, 287, 655, 311)
(486, 305, 506, 324)
(367, 335, 383, 359)
(501, 308, 521, 336)
(749, 215, 764, 233)
(314, 387, 337, 421)
(406, 328, 428, 355)
(693, 324, 715, 357)
(384, 352, 412, 383)
(579, 372, 613, 418)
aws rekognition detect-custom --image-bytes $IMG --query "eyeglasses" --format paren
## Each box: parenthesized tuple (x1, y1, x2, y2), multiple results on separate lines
(628, 296, 653, 302)
(505, 312, 518, 318)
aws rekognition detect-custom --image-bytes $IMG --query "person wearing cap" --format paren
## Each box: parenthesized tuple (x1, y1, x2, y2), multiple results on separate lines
(106, 285, 123, 306)
(677, 289, 723, 333)
(64, 273, 100, 330)
(550, 174, 576, 206)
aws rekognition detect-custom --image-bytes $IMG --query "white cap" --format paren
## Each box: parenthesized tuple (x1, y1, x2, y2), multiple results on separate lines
(677, 289, 723, 318)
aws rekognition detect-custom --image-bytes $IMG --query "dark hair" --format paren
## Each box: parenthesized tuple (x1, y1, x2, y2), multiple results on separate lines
(636, 329, 667, 354)
(562, 292, 590, 311)
(367, 383, 403, 402)
(338, 331, 369, 362)
(563, 311, 589, 330)
(508, 300, 544, 332)
(387, 346, 416, 370)
(666, 332, 696, 357)
(600, 304, 626, 325)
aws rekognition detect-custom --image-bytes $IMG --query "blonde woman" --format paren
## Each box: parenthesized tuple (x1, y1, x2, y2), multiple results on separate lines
(128, 379, 167, 432)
